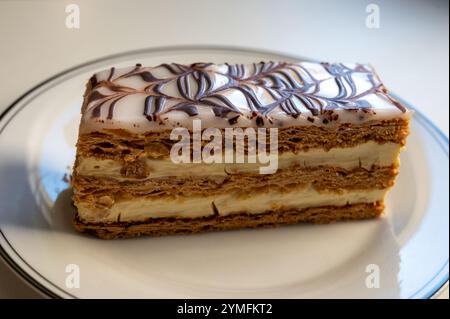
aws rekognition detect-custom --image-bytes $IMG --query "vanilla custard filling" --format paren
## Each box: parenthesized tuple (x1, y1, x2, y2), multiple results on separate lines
(77, 187, 388, 223)
(76, 141, 401, 180)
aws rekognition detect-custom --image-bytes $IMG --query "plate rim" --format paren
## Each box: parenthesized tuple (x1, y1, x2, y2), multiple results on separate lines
(0, 45, 448, 299)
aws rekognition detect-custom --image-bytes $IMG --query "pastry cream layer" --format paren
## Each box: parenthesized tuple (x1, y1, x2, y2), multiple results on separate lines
(77, 187, 388, 223)
(76, 141, 401, 180)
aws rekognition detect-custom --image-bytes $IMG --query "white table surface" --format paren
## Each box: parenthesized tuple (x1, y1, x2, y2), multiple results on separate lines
(0, 0, 448, 299)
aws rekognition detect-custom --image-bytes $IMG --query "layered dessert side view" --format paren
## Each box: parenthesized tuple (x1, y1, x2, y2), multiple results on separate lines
(71, 61, 411, 239)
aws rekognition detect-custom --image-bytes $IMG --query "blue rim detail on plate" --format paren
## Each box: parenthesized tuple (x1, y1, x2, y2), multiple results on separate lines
(0, 46, 448, 299)
(391, 94, 449, 299)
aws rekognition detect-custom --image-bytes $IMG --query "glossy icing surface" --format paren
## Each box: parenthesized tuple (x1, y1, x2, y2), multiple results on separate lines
(80, 61, 411, 133)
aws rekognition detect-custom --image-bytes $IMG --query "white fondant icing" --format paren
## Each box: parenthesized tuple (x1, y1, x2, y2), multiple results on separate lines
(80, 62, 412, 134)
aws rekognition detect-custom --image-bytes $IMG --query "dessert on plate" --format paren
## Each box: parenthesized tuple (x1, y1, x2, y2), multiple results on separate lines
(71, 61, 411, 239)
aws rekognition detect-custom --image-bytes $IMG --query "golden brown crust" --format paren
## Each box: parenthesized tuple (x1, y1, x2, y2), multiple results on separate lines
(73, 202, 384, 239)
(72, 165, 398, 208)
(75, 119, 409, 161)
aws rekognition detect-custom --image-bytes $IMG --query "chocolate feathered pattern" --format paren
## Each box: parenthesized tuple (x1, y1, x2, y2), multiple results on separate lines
(86, 62, 406, 126)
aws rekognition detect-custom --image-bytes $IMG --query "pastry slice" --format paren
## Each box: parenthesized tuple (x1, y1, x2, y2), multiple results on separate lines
(71, 61, 411, 239)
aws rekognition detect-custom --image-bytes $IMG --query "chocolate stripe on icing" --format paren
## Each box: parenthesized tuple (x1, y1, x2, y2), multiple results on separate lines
(143, 95, 153, 119)
(117, 63, 142, 80)
(84, 61, 408, 125)
(89, 75, 98, 87)
(177, 74, 191, 100)
(107, 95, 125, 120)
(107, 67, 115, 82)
(138, 71, 159, 82)
(160, 63, 182, 75)
(92, 96, 115, 118)
(170, 103, 199, 117)
(86, 91, 107, 104)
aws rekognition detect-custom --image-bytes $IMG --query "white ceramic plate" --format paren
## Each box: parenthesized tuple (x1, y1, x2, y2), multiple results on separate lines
(0, 46, 448, 299)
